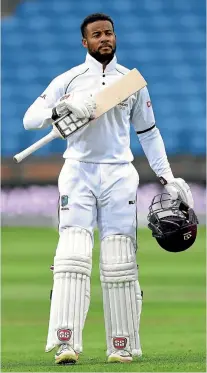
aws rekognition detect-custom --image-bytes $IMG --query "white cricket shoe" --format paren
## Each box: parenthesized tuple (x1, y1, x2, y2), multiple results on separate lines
(108, 349, 133, 363)
(55, 344, 78, 365)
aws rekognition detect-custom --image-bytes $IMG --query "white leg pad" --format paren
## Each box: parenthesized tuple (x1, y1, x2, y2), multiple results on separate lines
(45, 227, 92, 353)
(100, 235, 142, 356)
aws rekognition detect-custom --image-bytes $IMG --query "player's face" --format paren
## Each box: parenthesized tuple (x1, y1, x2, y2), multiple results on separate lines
(82, 20, 116, 63)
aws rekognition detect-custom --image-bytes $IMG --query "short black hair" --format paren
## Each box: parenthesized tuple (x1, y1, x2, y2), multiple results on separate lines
(81, 13, 114, 38)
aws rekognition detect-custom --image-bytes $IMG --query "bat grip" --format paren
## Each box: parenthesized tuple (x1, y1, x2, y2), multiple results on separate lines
(13, 129, 60, 163)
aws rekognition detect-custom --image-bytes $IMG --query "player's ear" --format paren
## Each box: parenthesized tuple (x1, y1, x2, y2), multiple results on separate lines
(82, 38, 88, 48)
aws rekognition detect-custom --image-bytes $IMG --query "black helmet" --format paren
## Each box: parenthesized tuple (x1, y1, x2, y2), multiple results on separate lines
(147, 193, 199, 253)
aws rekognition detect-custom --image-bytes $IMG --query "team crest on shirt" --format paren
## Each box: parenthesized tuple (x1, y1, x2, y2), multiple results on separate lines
(61, 195, 69, 207)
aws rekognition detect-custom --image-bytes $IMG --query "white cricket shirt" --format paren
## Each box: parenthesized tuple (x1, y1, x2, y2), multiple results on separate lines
(23, 53, 156, 164)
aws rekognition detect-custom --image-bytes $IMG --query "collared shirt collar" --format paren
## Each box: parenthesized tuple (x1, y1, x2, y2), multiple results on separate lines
(85, 52, 117, 73)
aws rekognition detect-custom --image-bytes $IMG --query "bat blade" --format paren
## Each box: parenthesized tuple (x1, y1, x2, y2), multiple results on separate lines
(94, 68, 147, 117)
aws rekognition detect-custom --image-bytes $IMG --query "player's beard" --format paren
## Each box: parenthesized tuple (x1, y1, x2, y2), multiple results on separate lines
(88, 44, 116, 64)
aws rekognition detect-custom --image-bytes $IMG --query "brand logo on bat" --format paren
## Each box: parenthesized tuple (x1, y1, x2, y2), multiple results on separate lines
(57, 329, 72, 342)
(118, 98, 128, 110)
(113, 337, 127, 349)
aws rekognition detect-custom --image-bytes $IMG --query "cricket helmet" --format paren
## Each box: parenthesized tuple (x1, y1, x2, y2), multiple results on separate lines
(147, 193, 199, 253)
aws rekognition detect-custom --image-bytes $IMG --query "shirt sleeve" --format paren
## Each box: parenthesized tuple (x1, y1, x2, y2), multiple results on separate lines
(23, 75, 65, 130)
(130, 86, 155, 133)
(138, 126, 174, 182)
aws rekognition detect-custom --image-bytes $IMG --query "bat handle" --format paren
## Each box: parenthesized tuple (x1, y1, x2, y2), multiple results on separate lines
(13, 129, 60, 163)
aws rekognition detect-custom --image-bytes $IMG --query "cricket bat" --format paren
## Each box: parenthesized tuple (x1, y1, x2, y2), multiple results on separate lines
(13, 68, 147, 163)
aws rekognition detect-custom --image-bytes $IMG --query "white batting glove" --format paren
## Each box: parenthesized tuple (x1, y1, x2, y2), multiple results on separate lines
(163, 177, 194, 208)
(54, 101, 70, 117)
(54, 92, 96, 119)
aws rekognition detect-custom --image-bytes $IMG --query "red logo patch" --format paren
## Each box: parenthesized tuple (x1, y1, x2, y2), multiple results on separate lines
(57, 329, 72, 341)
(113, 337, 127, 349)
(147, 101, 151, 107)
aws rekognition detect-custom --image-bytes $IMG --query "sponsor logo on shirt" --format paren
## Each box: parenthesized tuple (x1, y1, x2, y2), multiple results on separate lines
(40, 94, 47, 99)
(60, 94, 70, 101)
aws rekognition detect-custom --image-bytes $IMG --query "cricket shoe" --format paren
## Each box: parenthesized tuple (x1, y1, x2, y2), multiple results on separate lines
(108, 350, 133, 363)
(55, 344, 79, 365)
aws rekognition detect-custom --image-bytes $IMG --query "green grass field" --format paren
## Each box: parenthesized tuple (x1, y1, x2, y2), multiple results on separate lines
(2, 226, 206, 372)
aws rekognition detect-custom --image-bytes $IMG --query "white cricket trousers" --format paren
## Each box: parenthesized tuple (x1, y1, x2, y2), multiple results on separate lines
(58, 159, 139, 245)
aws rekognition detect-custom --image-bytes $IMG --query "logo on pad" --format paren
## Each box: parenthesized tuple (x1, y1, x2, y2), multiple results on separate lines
(57, 329, 72, 342)
(113, 337, 127, 349)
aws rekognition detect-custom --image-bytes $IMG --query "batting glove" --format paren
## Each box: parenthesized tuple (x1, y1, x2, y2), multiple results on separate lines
(53, 92, 96, 120)
(160, 177, 194, 208)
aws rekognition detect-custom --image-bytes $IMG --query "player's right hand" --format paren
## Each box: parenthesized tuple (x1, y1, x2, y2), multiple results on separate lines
(54, 92, 96, 120)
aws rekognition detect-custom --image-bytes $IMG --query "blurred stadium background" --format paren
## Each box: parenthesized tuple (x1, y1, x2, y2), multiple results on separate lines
(1, 0, 206, 227)
(1, 1, 206, 371)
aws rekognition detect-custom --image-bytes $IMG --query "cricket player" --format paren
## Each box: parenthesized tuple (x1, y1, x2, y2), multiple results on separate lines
(23, 13, 194, 365)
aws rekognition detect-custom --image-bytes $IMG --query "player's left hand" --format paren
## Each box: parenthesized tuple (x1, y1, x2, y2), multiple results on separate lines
(164, 178, 194, 208)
